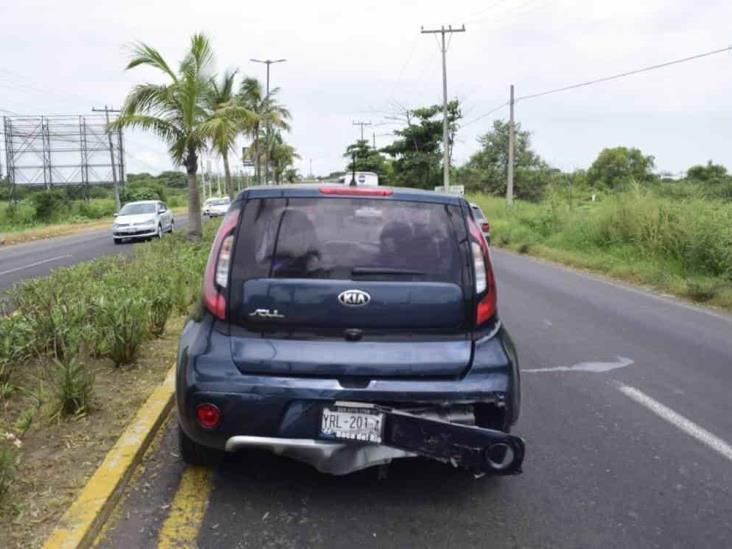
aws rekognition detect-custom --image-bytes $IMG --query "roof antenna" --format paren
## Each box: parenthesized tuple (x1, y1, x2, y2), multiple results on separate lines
(349, 150, 357, 186)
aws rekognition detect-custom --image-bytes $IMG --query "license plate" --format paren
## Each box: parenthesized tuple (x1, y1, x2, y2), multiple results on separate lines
(320, 405, 384, 443)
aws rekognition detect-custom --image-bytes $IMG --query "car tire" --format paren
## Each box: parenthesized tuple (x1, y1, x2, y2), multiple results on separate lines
(169, 220, 174, 233)
(156, 224, 163, 239)
(113, 238, 121, 245)
(178, 424, 223, 466)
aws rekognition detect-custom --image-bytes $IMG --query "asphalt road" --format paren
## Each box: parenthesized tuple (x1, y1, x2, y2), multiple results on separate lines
(0, 216, 188, 292)
(96, 247, 732, 548)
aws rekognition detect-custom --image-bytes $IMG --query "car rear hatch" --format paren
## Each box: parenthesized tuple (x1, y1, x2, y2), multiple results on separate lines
(227, 191, 473, 378)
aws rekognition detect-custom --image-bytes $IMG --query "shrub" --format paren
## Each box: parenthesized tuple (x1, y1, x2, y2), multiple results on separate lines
(30, 190, 70, 223)
(149, 295, 173, 337)
(0, 314, 33, 386)
(0, 434, 20, 501)
(50, 359, 95, 419)
(99, 296, 149, 367)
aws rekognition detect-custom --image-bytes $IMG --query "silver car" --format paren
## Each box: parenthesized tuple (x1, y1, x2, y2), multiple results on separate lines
(112, 200, 174, 244)
(202, 197, 231, 217)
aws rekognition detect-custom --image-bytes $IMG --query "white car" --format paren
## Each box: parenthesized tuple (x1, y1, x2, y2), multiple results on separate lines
(112, 200, 174, 244)
(202, 197, 231, 217)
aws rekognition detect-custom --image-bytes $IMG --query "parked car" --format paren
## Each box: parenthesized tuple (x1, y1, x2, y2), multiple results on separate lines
(112, 200, 173, 244)
(202, 196, 231, 217)
(176, 185, 524, 476)
(470, 202, 491, 244)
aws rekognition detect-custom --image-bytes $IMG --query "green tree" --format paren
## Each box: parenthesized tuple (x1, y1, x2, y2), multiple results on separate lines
(238, 78, 291, 184)
(587, 146, 655, 188)
(344, 139, 388, 181)
(457, 120, 548, 200)
(204, 70, 255, 199)
(381, 101, 461, 189)
(268, 131, 299, 184)
(687, 161, 728, 183)
(157, 170, 187, 188)
(112, 34, 216, 239)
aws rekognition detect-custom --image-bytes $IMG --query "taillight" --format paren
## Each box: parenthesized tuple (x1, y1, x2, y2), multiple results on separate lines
(468, 217, 497, 326)
(203, 208, 241, 320)
(481, 221, 490, 233)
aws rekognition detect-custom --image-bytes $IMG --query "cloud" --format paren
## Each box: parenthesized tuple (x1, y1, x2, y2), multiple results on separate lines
(2, 0, 731, 177)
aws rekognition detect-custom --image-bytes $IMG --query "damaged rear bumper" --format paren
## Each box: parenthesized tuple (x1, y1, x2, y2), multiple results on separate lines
(224, 405, 524, 476)
(177, 315, 523, 476)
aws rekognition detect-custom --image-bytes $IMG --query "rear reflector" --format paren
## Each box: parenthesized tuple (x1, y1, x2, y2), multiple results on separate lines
(319, 187, 393, 196)
(196, 403, 221, 429)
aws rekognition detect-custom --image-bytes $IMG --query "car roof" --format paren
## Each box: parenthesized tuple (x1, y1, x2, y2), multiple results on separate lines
(238, 184, 466, 206)
(123, 200, 158, 205)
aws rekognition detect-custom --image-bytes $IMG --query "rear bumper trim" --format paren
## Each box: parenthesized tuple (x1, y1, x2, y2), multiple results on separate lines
(224, 435, 415, 475)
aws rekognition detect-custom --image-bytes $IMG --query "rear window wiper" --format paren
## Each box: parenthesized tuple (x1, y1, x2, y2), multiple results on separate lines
(351, 267, 426, 276)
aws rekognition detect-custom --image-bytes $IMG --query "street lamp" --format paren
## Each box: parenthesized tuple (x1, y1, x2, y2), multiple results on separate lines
(251, 58, 287, 185)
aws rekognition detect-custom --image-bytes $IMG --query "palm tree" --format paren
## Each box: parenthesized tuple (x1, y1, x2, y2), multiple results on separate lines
(111, 34, 215, 240)
(204, 70, 255, 199)
(268, 131, 299, 184)
(238, 78, 291, 184)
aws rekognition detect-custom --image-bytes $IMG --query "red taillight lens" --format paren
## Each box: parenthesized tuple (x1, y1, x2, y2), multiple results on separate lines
(319, 186, 393, 196)
(468, 217, 497, 326)
(203, 208, 241, 320)
(481, 221, 490, 233)
(196, 403, 221, 429)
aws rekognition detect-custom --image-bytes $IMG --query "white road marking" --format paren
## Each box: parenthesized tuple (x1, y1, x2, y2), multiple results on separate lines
(617, 383, 732, 463)
(0, 254, 73, 276)
(523, 356, 634, 373)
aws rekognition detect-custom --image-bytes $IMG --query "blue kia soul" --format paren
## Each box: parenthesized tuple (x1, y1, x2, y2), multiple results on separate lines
(176, 185, 524, 476)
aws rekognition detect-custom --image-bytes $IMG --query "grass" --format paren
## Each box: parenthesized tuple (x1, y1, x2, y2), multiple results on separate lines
(0, 206, 188, 246)
(0, 315, 185, 548)
(0, 220, 218, 546)
(471, 188, 732, 312)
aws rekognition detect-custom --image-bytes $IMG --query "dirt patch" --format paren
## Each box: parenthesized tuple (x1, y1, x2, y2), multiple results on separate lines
(0, 315, 185, 548)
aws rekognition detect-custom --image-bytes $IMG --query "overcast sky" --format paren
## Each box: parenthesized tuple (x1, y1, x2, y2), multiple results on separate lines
(2, 0, 731, 178)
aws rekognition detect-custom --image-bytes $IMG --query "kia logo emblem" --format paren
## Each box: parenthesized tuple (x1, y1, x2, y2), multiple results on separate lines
(338, 289, 371, 306)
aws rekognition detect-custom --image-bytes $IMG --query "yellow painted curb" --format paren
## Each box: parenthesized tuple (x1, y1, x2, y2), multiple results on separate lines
(44, 365, 177, 549)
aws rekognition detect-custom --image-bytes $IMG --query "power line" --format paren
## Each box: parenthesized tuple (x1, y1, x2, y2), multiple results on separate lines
(421, 24, 466, 191)
(465, 43, 732, 125)
(352, 120, 372, 141)
(517, 44, 732, 102)
(462, 101, 509, 127)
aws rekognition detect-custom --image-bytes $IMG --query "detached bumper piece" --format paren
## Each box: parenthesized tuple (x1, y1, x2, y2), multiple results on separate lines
(379, 408, 525, 476)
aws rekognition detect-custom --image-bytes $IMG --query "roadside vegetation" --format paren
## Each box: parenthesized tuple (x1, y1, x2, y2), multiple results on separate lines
(112, 33, 295, 240)
(0, 221, 216, 544)
(0, 172, 189, 240)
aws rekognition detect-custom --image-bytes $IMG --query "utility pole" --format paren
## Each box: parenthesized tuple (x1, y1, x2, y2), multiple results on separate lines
(506, 84, 515, 206)
(421, 24, 465, 192)
(372, 132, 376, 149)
(251, 58, 286, 185)
(309, 158, 313, 178)
(92, 106, 121, 211)
(352, 120, 371, 141)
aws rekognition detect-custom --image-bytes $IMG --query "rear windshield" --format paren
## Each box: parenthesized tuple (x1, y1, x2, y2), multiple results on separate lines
(119, 203, 155, 215)
(208, 199, 230, 206)
(232, 197, 465, 283)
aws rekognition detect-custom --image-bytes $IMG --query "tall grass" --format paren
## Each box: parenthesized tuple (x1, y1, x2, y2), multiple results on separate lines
(2, 222, 216, 408)
(472, 187, 732, 308)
